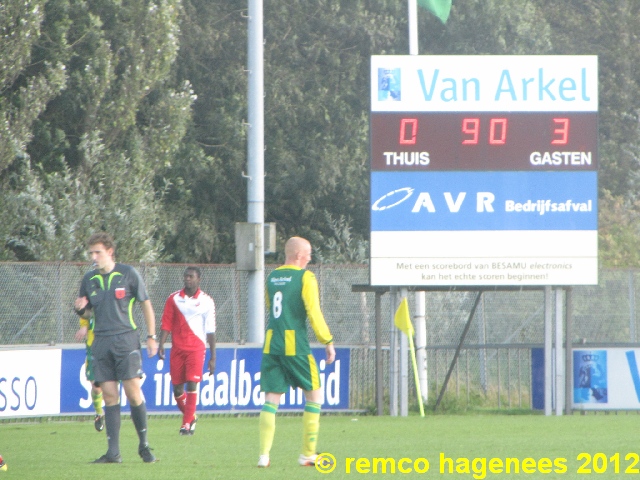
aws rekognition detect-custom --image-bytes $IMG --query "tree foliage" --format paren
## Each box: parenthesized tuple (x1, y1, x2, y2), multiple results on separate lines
(598, 190, 640, 268)
(0, 0, 66, 174)
(1, 0, 188, 262)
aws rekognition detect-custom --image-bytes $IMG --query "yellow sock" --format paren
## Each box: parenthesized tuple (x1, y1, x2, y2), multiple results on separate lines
(259, 401, 278, 456)
(92, 389, 104, 416)
(302, 401, 321, 456)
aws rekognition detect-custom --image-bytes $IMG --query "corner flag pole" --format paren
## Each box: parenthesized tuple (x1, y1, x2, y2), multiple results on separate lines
(395, 297, 425, 417)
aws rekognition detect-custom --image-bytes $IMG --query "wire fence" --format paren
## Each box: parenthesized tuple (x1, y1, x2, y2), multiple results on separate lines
(1, 263, 638, 411)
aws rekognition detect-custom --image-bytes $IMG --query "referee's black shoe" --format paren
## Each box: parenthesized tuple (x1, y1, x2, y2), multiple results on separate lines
(138, 444, 157, 463)
(92, 453, 122, 464)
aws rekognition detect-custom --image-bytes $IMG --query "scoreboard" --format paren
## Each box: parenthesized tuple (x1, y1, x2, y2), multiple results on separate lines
(369, 55, 598, 286)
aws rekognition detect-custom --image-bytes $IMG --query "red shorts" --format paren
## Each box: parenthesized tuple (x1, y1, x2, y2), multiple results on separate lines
(169, 348, 206, 385)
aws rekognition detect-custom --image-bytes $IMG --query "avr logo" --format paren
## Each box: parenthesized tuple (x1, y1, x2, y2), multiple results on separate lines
(372, 187, 495, 213)
(371, 187, 414, 211)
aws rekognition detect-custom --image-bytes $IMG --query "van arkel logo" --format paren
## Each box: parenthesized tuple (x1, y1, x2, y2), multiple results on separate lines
(371, 187, 414, 211)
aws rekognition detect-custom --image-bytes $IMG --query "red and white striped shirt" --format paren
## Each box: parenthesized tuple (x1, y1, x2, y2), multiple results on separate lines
(161, 288, 216, 351)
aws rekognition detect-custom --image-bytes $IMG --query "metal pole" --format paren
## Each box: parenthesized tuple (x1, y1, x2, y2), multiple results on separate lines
(408, 0, 419, 55)
(389, 287, 398, 416)
(630, 271, 636, 342)
(399, 288, 409, 416)
(404, 0, 419, 417)
(246, 0, 265, 344)
(57, 263, 64, 343)
(565, 287, 573, 415)
(477, 293, 487, 394)
(414, 292, 428, 404)
(555, 288, 564, 416)
(375, 292, 383, 416)
(544, 286, 552, 416)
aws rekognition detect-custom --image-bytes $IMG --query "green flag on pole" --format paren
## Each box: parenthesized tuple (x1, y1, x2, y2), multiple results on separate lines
(417, 0, 452, 24)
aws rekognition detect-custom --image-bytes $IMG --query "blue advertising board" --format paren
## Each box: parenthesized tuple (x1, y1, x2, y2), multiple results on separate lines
(60, 346, 350, 414)
(371, 171, 597, 231)
(532, 348, 640, 411)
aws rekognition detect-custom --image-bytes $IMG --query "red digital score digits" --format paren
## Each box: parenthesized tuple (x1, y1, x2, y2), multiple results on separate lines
(399, 117, 570, 147)
(461, 118, 507, 145)
(551, 118, 569, 145)
(399, 118, 418, 145)
(370, 111, 597, 170)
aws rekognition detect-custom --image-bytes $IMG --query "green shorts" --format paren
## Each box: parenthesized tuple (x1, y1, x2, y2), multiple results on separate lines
(260, 353, 321, 393)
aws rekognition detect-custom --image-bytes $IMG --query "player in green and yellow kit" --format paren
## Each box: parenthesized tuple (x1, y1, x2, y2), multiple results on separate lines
(257, 236, 335, 468)
(75, 315, 105, 432)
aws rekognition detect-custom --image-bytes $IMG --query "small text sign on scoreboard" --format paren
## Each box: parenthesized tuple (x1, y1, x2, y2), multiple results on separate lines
(370, 55, 598, 286)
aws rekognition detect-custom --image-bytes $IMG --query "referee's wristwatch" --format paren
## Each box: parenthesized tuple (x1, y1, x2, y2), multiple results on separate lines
(147, 334, 157, 341)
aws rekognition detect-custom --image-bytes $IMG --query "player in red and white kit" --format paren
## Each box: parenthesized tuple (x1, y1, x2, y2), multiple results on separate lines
(158, 266, 216, 435)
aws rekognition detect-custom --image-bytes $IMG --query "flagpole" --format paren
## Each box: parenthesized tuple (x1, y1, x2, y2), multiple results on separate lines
(408, 0, 419, 55)
(406, 0, 423, 418)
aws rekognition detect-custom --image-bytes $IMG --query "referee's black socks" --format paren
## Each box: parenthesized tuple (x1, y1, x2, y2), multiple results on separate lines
(130, 402, 149, 447)
(105, 404, 122, 457)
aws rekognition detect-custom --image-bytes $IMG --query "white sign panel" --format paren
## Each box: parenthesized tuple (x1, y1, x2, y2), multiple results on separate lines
(0, 349, 61, 417)
(371, 55, 598, 112)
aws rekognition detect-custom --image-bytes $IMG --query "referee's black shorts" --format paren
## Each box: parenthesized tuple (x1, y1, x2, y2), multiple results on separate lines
(92, 330, 143, 383)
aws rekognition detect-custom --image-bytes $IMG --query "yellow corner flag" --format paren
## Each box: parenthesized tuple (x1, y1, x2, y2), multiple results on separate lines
(394, 297, 425, 417)
(394, 298, 414, 337)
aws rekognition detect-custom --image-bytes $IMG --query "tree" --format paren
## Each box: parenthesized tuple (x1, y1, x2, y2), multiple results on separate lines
(598, 190, 640, 268)
(159, 0, 249, 262)
(0, 0, 66, 175)
(1, 0, 191, 262)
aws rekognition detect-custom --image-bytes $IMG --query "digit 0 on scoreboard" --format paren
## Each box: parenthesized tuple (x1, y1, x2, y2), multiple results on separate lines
(370, 112, 598, 171)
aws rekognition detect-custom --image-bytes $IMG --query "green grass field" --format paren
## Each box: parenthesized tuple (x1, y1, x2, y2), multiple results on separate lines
(1, 413, 639, 479)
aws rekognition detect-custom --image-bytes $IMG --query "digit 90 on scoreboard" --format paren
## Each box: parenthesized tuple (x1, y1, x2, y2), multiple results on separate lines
(370, 112, 598, 171)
